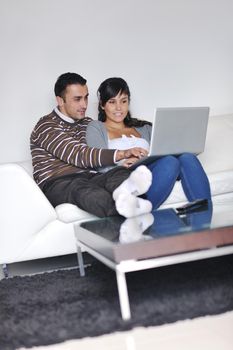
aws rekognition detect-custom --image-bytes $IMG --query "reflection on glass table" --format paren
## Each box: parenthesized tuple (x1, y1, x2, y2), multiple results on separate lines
(81, 200, 213, 244)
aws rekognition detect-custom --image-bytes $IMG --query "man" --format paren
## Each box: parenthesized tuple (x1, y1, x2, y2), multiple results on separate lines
(30, 72, 152, 217)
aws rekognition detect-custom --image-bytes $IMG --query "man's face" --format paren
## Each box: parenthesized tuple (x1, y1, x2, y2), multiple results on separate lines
(57, 84, 89, 120)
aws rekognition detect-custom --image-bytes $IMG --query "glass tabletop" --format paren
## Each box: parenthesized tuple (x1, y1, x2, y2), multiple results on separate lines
(80, 201, 233, 242)
(77, 201, 233, 263)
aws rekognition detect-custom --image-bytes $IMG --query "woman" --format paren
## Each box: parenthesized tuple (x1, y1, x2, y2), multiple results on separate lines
(86, 77, 211, 209)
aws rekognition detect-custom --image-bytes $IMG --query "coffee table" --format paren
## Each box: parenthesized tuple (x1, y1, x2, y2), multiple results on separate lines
(74, 202, 233, 320)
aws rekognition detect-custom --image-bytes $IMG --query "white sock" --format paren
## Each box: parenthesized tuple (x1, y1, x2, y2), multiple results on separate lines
(119, 213, 154, 244)
(115, 193, 152, 218)
(113, 165, 152, 201)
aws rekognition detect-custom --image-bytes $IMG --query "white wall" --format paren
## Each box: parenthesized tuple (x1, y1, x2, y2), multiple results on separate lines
(0, 0, 233, 162)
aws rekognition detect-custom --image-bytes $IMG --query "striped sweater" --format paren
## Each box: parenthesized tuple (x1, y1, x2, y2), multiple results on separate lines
(30, 110, 115, 188)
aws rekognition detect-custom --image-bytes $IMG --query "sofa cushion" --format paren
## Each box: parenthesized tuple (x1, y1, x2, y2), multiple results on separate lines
(162, 169, 233, 206)
(55, 203, 97, 223)
(198, 114, 233, 174)
(209, 170, 233, 196)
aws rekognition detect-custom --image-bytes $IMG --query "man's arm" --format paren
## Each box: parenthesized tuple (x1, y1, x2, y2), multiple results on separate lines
(31, 115, 115, 169)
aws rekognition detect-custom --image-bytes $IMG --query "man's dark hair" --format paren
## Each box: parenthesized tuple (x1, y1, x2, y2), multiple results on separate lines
(54, 72, 87, 98)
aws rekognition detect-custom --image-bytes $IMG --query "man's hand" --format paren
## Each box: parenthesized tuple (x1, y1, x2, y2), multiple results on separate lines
(121, 157, 139, 168)
(116, 147, 148, 162)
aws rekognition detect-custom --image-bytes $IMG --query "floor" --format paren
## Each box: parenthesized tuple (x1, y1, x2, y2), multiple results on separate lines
(2, 254, 233, 350)
(18, 311, 233, 350)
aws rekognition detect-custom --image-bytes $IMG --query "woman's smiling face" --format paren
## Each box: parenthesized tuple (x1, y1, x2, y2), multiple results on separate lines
(102, 91, 129, 124)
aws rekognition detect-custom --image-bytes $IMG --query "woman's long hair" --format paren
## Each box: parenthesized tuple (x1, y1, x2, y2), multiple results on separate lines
(97, 77, 152, 127)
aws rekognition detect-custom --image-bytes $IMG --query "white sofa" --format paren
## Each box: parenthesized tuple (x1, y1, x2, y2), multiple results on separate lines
(1, 114, 233, 274)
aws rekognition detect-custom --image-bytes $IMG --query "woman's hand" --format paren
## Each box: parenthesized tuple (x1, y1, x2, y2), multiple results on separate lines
(116, 147, 148, 161)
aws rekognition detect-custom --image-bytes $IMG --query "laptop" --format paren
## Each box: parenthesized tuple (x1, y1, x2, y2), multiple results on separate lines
(130, 106, 209, 169)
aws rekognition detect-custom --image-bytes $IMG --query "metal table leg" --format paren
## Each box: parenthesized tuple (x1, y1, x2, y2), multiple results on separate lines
(116, 269, 131, 320)
(76, 243, 85, 277)
(75, 240, 132, 320)
(2, 263, 9, 278)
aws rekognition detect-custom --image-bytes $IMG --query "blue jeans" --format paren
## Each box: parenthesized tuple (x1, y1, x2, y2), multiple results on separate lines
(146, 153, 211, 209)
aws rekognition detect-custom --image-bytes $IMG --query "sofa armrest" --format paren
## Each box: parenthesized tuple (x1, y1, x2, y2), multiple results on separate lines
(0, 163, 57, 263)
